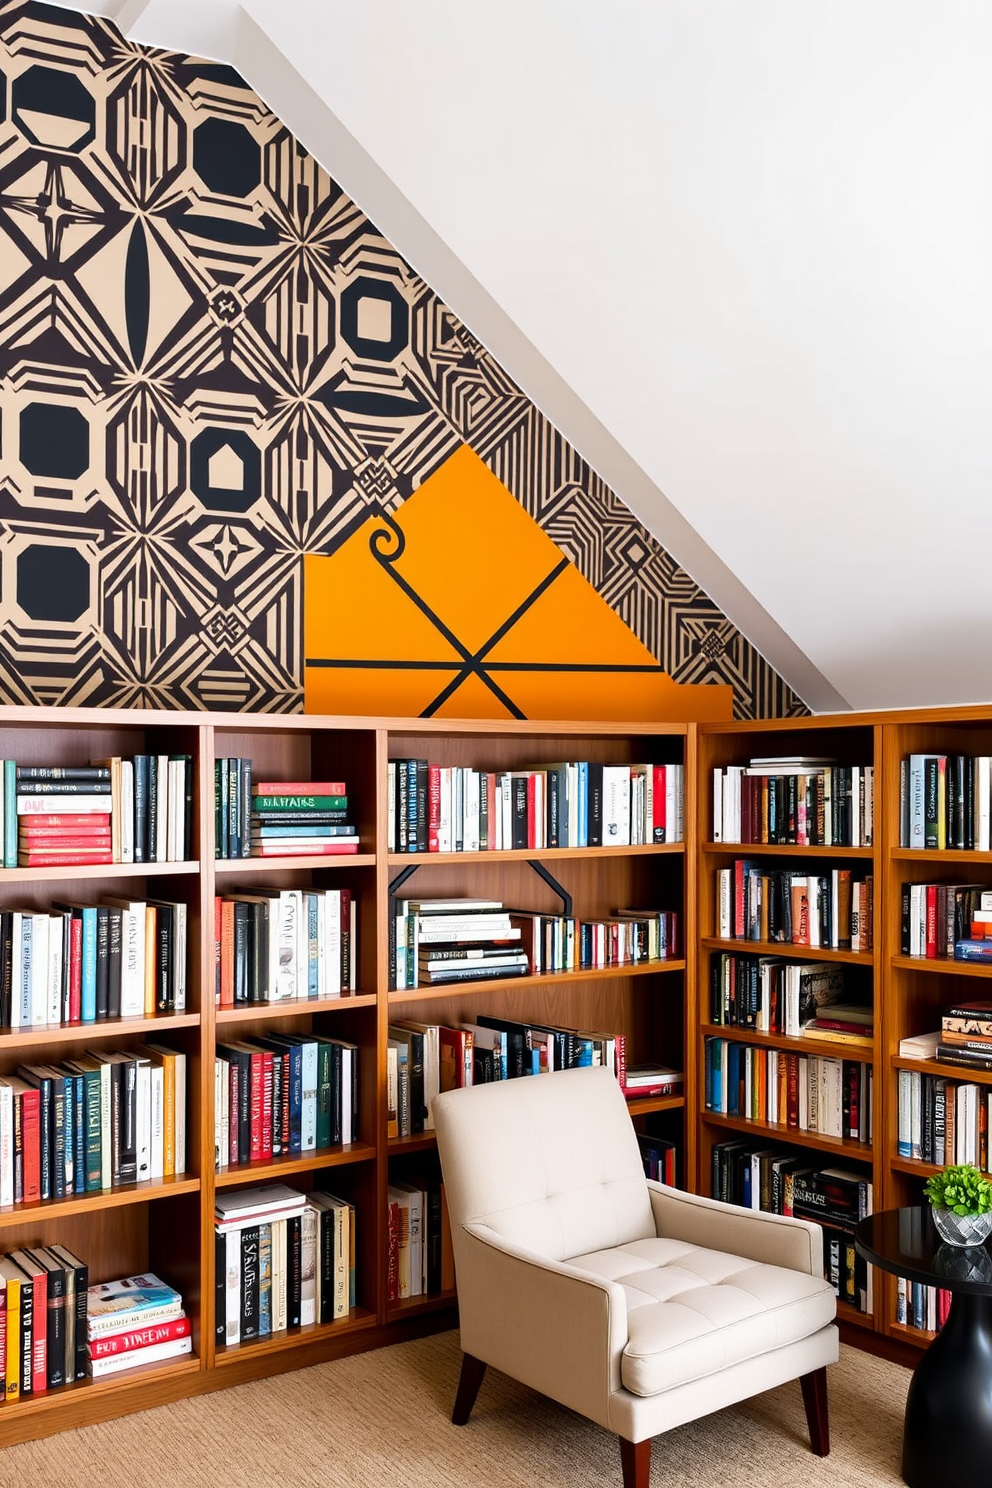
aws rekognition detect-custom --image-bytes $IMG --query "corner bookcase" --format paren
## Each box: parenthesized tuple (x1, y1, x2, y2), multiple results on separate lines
(0, 706, 694, 1445)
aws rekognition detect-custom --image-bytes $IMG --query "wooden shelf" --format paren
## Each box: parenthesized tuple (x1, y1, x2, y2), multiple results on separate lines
(890, 848, 992, 865)
(701, 843, 874, 859)
(0, 1012, 199, 1048)
(700, 937, 872, 965)
(0, 1173, 200, 1228)
(624, 1092, 685, 1116)
(213, 1310, 377, 1365)
(386, 1291, 457, 1321)
(215, 853, 376, 873)
(387, 843, 684, 866)
(388, 959, 686, 1004)
(701, 1109, 873, 1159)
(214, 1145, 376, 1186)
(891, 954, 992, 979)
(892, 1055, 992, 1084)
(216, 994, 377, 1024)
(0, 860, 201, 883)
(700, 1023, 874, 1058)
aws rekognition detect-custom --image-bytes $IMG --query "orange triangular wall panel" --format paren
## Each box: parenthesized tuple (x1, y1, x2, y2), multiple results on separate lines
(304, 446, 731, 723)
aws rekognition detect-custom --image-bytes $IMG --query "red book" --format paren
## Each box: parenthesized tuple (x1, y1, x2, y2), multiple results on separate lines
(252, 781, 345, 795)
(785, 1054, 800, 1129)
(259, 1049, 274, 1161)
(526, 773, 537, 850)
(652, 765, 667, 844)
(18, 1086, 41, 1204)
(18, 852, 114, 867)
(68, 915, 83, 1023)
(219, 900, 234, 1008)
(88, 1314, 191, 1359)
(427, 765, 441, 853)
(11, 1255, 48, 1394)
(248, 1049, 264, 1160)
(13, 812, 110, 828)
(439, 1026, 472, 1090)
(613, 1033, 627, 1088)
(17, 829, 113, 844)
(925, 884, 940, 959)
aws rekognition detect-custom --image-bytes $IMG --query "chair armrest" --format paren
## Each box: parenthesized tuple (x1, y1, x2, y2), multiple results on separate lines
(453, 1220, 628, 1430)
(647, 1183, 825, 1276)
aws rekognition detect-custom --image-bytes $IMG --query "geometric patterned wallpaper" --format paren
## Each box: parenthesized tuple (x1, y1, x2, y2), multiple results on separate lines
(0, 0, 807, 719)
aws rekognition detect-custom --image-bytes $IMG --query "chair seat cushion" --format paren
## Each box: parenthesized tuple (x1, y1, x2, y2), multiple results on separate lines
(569, 1237, 836, 1397)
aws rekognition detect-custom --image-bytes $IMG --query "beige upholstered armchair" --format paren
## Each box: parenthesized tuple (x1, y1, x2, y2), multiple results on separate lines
(433, 1066, 838, 1488)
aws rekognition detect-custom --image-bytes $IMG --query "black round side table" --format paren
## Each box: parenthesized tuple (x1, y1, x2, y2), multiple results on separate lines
(855, 1206, 992, 1488)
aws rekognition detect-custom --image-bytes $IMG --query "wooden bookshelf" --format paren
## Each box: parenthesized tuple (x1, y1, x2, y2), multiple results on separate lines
(0, 706, 693, 1443)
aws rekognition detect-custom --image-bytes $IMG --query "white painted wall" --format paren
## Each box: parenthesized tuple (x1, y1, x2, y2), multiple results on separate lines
(56, 0, 992, 710)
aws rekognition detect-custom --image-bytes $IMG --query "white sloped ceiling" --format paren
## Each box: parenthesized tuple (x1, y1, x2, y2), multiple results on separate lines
(61, 0, 992, 711)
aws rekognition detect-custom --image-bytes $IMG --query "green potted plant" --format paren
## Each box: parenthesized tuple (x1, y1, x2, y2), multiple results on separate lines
(924, 1163, 992, 1247)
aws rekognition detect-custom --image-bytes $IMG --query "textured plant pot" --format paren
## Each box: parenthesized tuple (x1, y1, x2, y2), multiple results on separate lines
(931, 1206, 992, 1248)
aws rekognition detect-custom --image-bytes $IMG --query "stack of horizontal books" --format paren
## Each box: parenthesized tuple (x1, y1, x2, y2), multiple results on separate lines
(392, 898, 529, 991)
(249, 780, 360, 857)
(16, 765, 113, 867)
(86, 1272, 189, 1377)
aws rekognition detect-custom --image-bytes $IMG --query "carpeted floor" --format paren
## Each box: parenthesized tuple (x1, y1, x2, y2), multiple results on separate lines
(0, 1331, 910, 1487)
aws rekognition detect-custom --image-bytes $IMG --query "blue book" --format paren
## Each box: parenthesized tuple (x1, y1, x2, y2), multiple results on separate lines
(68, 1070, 85, 1195)
(3, 760, 15, 868)
(711, 1039, 723, 1111)
(79, 907, 98, 1023)
(261, 1036, 303, 1152)
(726, 1042, 741, 1116)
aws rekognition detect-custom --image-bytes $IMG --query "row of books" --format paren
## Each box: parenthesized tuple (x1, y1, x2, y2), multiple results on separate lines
(0, 1243, 88, 1396)
(0, 897, 187, 1030)
(387, 758, 685, 853)
(899, 881, 992, 964)
(0, 1044, 186, 1205)
(900, 752, 992, 851)
(710, 1142, 873, 1313)
(897, 1280, 949, 1334)
(386, 1017, 681, 1138)
(215, 765, 360, 859)
(86, 1272, 188, 1378)
(715, 862, 874, 951)
(708, 953, 874, 1044)
(896, 1069, 992, 1166)
(704, 1036, 872, 1143)
(7, 758, 192, 867)
(637, 1133, 677, 1186)
(213, 887, 357, 1006)
(214, 1035, 359, 1170)
(214, 1184, 355, 1344)
(713, 758, 874, 847)
(386, 1178, 453, 1301)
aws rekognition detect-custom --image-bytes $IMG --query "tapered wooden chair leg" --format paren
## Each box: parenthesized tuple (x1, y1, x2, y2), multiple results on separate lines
(619, 1435, 651, 1488)
(452, 1352, 487, 1425)
(800, 1366, 830, 1456)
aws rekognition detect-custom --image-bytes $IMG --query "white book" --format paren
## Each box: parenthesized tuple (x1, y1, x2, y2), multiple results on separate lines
(300, 1205, 318, 1325)
(463, 770, 480, 852)
(712, 768, 723, 843)
(274, 889, 301, 1001)
(47, 913, 63, 1026)
(602, 764, 631, 846)
(134, 1054, 151, 1182)
(120, 758, 134, 864)
(340, 1044, 354, 1145)
(0, 1080, 13, 1207)
(28, 912, 49, 1027)
(104, 899, 146, 1018)
(16, 794, 111, 814)
(271, 1217, 287, 1333)
(88, 1333, 192, 1378)
(174, 899, 187, 1012)
(149, 1062, 165, 1180)
(225, 1230, 241, 1344)
(850, 766, 861, 848)
(910, 1071, 923, 1160)
(978, 757, 992, 854)
(324, 888, 342, 997)
(907, 754, 927, 848)
(386, 761, 396, 854)
(499, 772, 512, 851)
(437, 766, 453, 853)
(807, 877, 821, 950)
(300, 1039, 317, 1150)
(98, 1057, 113, 1188)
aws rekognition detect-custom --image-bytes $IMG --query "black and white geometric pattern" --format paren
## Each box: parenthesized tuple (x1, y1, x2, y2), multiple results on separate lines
(0, 0, 806, 719)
